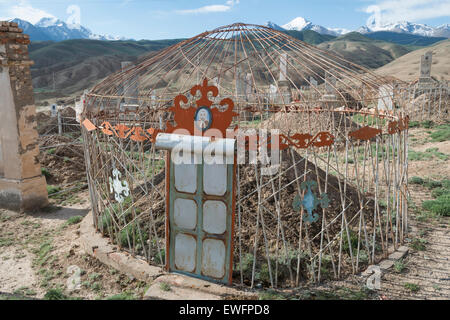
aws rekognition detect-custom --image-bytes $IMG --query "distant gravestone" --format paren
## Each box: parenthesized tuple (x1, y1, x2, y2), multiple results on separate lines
(325, 70, 337, 94)
(420, 51, 432, 79)
(74, 99, 83, 123)
(121, 61, 139, 105)
(51, 104, 57, 117)
(236, 68, 243, 98)
(0, 138, 3, 177)
(377, 85, 393, 110)
(279, 53, 287, 82)
(245, 73, 252, 97)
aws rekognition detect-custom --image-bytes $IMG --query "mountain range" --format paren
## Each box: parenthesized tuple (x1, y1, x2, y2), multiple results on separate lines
(8, 16, 450, 43)
(11, 17, 126, 42)
(5, 15, 447, 102)
(30, 29, 439, 101)
(267, 17, 450, 38)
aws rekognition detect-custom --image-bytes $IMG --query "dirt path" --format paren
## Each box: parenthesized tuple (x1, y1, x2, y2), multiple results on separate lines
(377, 126, 450, 300)
(0, 195, 149, 300)
(379, 210, 450, 299)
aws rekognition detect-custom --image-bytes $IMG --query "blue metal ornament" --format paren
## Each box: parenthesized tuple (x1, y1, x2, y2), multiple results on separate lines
(292, 181, 330, 224)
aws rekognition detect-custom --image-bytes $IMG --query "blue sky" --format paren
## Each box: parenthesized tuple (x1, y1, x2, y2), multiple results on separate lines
(1, 0, 449, 40)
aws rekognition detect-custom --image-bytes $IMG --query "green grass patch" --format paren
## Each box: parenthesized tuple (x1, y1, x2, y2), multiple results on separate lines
(43, 288, 67, 300)
(394, 259, 406, 273)
(410, 237, 427, 251)
(47, 185, 61, 196)
(404, 283, 420, 293)
(105, 292, 136, 300)
(0, 237, 14, 247)
(159, 282, 171, 292)
(34, 240, 53, 266)
(429, 123, 450, 142)
(419, 178, 450, 217)
(41, 168, 51, 179)
(352, 114, 386, 126)
(408, 148, 448, 161)
(409, 176, 424, 185)
(258, 289, 286, 300)
(65, 215, 83, 226)
(423, 195, 450, 216)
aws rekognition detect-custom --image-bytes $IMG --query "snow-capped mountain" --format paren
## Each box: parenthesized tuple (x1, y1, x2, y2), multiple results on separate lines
(357, 21, 450, 38)
(267, 17, 449, 39)
(11, 17, 127, 42)
(266, 21, 285, 31)
(275, 17, 350, 36)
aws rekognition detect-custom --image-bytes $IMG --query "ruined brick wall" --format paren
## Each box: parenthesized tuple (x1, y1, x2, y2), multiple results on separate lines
(0, 21, 34, 108)
(0, 21, 48, 210)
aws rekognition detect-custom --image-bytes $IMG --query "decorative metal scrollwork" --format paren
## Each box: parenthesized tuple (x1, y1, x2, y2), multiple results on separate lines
(293, 181, 329, 224)
(109, 168, 129, 204)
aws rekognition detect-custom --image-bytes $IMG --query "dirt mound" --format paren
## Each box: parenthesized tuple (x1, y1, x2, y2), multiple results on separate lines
(122, 147, 375, 286)
(264, 110, 361, 136)
(234, 149, 375, 283)
(38, 135, 86, 185)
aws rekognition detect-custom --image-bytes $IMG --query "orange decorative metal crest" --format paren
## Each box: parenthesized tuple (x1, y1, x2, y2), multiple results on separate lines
(349, 126, 382, 141)
(82, 119, 96, 132)
(279, 132, 335, 150)
(166, 78, 238, 137)
(388, 116, 409, 134)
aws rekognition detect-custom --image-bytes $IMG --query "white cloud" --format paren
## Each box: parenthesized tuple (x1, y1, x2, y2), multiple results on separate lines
(0, 0, 55, 24)
(176, 0, 240, 15)
(365, 0, 450, 27)
(66, 4, 81, 25)
(120, 0, 133, 7)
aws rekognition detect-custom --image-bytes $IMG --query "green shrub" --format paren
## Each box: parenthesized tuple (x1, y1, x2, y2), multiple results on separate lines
(66, 216, 83, 225)
(154, 249, 165, 265)
(409, 176, 424, 185)
(119, 223, 148, 248)
(422, 195, 450, 216)
(408, 149, 448, 161)
(430, 124, 450, 142)
(410, 238, 427, 251)
(159, 282, 171, 292)
(404, 283, 420, 292)
(257, 257, 292, 285)
(47, 185, 61, 195)
(409, 121, 420, 128)
(422, 120, 434, 129)
(238, 253, 255, 280)
(394, 260, 406, 273)
(44, 288, 67, 300)
(258, 289, 286, 300)
(431, 188, 446, 198)
(41, 168, 51, 179)
(342, 230, 359, 254)
(100, 214, 112, 234)
(106, 292, 135, 300)
(424, 179, 443, 189)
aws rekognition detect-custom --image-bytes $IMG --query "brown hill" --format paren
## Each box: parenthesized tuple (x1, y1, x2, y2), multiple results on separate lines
(375, 40, 450, 81)
(317, 32, 411, 69)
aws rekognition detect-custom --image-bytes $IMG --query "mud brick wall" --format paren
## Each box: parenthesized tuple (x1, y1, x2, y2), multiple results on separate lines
(0, 21, 34, 110)
(0, 21, 48, 211)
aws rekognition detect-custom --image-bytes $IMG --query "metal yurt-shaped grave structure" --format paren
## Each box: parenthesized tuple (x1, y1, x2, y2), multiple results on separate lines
(81, 23, 409, 288)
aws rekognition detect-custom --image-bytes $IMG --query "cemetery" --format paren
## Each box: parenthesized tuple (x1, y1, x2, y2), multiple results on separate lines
(0, 20, 448, 300)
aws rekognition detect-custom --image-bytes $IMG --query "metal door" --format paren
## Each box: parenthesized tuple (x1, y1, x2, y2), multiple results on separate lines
(162, 135, 236, 285)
